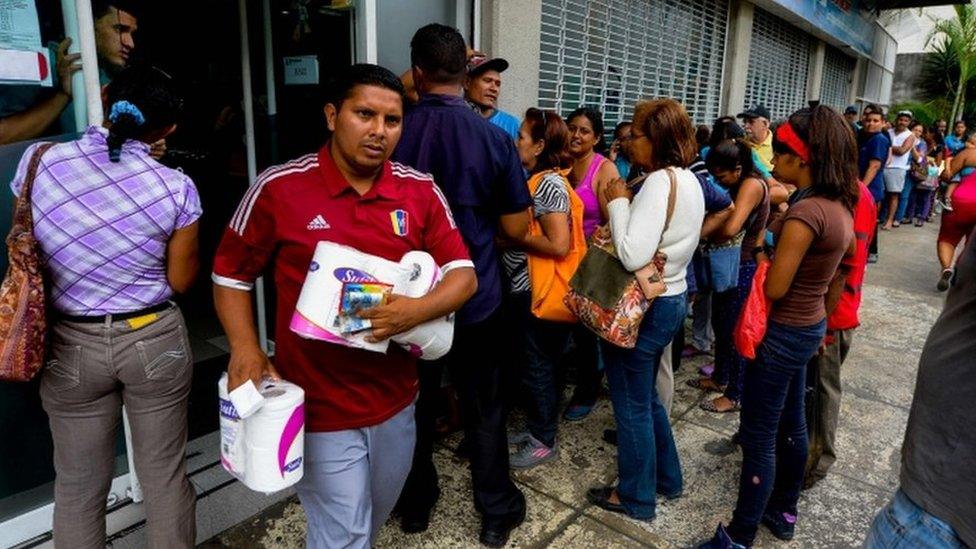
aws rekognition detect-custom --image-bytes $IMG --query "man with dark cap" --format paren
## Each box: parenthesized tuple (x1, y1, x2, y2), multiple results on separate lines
(392, 23, 531, 548)
(465, 55, 520, 139)
(737, 105, 773, 173)
(844, 105, 860, 132)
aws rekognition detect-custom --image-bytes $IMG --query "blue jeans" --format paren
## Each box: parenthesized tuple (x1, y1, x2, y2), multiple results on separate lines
(727, 318, 826, 546)
(712, 260, 757, 403)
(601, 293, 686, 519)
(520, 300, 572, 447)
(864, 489, 966, 549)
(896, 176, 915, 221)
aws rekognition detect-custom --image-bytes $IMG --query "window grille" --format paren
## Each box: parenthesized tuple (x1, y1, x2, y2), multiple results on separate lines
(539, 0, 729, 133)
(820, 44, 855, 112)
(743, 7, 812, 122)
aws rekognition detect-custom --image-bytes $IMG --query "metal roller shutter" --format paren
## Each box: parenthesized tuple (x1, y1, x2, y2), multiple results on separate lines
(744, 7, 812, 122)
(539, 0, 729, 132)
(820, 45, 856, 112)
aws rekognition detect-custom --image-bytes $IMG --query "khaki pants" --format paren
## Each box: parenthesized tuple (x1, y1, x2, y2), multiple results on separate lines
(40, 305, 196, 549)
(804, 328, 853, 484)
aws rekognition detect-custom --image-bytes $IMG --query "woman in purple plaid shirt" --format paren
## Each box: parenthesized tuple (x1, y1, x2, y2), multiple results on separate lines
(10, 66, 202, 548)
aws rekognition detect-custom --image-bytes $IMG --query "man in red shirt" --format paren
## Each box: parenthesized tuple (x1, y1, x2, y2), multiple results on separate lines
(212, 64, 476, 547)
(804, 180, 877, 488)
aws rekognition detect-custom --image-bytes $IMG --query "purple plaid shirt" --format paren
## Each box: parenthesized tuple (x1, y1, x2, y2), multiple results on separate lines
(10, 126, 202, 315)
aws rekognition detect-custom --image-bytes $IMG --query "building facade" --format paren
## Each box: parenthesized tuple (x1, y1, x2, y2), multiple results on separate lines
(484, 0, 897, 128)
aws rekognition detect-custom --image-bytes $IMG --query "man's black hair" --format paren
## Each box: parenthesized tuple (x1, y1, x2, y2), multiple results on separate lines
(409, 23, 467, 85)
(324, 64, 405, 109)
(92, 0, 141, 20)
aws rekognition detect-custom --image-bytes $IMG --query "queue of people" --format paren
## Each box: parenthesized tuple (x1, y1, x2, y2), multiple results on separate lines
(5, 16, 974, 549)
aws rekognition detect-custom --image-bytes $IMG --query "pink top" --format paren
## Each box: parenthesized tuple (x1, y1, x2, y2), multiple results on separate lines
(955, 169, 976, 204)
(574, 153, 605, 237)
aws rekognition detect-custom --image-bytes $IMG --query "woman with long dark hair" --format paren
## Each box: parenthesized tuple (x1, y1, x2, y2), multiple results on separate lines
(10, 66, 200, 547)
(505, 108, 585, 469)
(585, 99, 705, 521)
(691, 140, 770, 414)
(563, 106, 621, 421)
(700, 105, 856, 548)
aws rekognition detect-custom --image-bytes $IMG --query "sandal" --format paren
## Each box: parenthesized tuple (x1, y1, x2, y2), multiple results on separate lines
(686, 378, 726, 393)
(699, 396, 741, 413)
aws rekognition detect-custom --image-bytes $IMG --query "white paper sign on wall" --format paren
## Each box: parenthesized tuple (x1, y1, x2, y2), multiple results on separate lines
(283, 55, 319, 86)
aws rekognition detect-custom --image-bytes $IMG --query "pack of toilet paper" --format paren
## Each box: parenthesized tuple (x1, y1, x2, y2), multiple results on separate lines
(218, 373, 305, 493)
(289, 241, 455, 360)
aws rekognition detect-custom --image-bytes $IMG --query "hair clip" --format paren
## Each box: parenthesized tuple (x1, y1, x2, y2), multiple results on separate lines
(109, 100, 146, 127)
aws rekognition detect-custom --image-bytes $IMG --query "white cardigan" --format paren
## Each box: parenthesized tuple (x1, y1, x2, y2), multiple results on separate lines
(607, 167, 705, 296)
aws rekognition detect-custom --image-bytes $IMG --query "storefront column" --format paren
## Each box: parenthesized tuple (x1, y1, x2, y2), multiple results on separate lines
(849, 56, 866, 106)
(720, 0, 754, 116)
(807, 40, 826, 103)
(480, 0, 541, 118)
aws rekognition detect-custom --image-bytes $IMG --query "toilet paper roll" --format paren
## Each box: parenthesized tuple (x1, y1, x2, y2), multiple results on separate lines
(228, 378, 265, 419)
(217, 373, 246, 479)
(218, 374, 306, 493)
(392, 251, 455, 360)
(242, 379, 305, 493)
(290, 241, 411, 353)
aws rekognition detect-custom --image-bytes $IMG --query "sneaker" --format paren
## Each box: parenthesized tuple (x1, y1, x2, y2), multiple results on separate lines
(563, 403, 594, 422)
(938, 268, 954, 292)
(507, 430, 532, 446)
(696, 524, 746, 549)
(510, 435, 557, 469)
(761, 510, 797, 541)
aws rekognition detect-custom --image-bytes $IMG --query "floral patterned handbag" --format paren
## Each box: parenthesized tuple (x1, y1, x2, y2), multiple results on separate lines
(0, 143, 54, 382)
(564, 168, 678, 348)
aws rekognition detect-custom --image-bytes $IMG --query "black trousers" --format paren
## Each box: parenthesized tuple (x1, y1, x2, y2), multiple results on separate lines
(397, 309, 526, 520)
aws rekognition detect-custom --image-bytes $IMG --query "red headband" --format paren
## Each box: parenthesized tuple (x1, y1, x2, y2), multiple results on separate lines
(775, 122, 810, 163)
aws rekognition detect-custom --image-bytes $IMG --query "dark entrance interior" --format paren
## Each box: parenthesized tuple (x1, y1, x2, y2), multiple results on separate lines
(0, 0, 353, 528)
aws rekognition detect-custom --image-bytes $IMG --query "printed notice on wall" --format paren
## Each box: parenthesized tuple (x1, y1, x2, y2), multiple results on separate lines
(0, 0, 52, 86)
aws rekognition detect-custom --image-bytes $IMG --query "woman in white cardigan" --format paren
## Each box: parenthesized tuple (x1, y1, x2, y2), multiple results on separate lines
(585, 99, 705, 521)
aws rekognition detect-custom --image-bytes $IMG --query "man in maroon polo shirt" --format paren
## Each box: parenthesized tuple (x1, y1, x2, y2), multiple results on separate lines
(211, 64, 476, 548)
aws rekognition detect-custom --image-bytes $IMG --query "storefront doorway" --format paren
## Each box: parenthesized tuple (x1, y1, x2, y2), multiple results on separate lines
(0, 1, 474, 545)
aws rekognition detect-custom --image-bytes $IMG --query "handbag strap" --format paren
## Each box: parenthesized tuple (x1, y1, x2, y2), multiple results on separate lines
(662, 167, 679, 233)
(15, 143, 55, 228)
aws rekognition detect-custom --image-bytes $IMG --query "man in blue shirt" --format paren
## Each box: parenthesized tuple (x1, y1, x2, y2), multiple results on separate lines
(464, 56, 521, 140)
(392, 23, 531, 548)
(858, 104, 889, 262)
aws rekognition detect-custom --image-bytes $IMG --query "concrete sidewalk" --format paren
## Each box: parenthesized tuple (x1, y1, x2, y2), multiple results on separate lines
(206, 222, 945, 548)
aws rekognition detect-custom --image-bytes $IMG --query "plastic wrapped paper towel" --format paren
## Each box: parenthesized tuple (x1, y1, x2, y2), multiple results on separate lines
(218, 373, 305, 493)
(289, 241, 455, 359)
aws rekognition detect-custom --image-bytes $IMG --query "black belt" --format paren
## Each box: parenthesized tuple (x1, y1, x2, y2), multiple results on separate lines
(59, 302, 173, 324)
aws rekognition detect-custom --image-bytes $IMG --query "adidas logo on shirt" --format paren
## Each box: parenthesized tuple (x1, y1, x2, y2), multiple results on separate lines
(307, 214, 330, 230)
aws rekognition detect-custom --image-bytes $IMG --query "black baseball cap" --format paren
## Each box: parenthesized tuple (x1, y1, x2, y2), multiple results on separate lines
(467, 57, 509, 76)
(844, 105, 858, 115)
(737, 105, 771, 120)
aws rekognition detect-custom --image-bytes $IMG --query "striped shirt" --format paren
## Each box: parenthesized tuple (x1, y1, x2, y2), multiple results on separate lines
(502, 172, 570, 293)
(9, 126, 202, 315)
